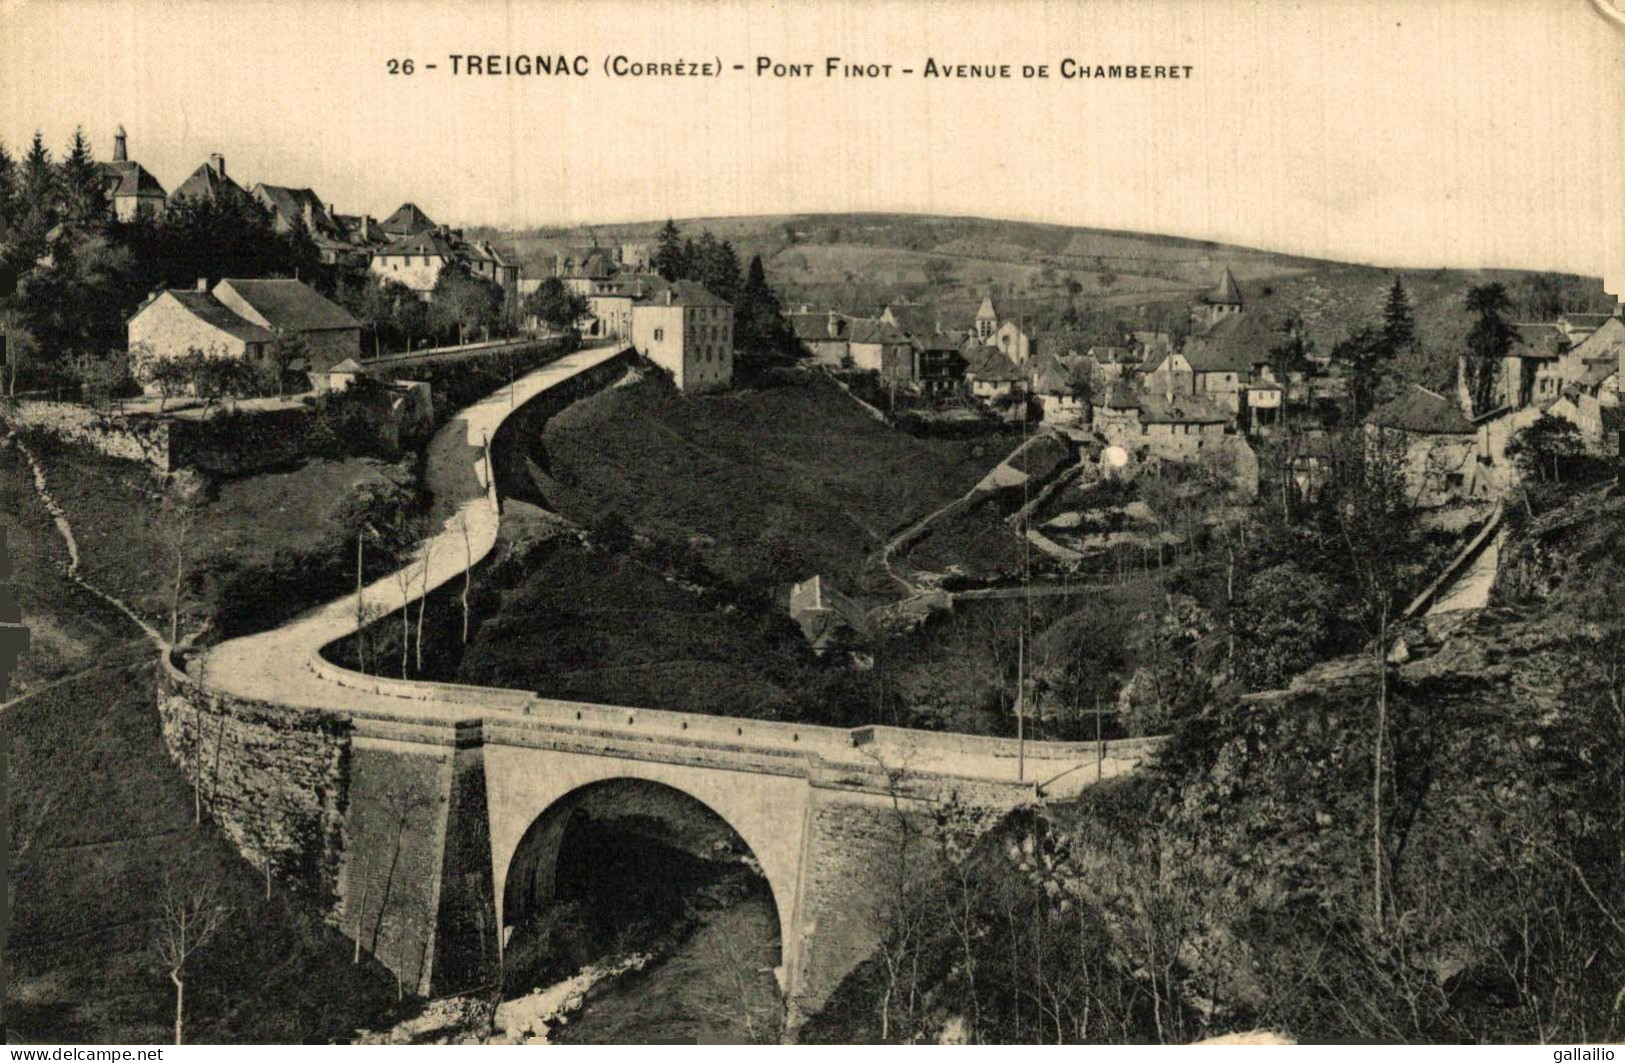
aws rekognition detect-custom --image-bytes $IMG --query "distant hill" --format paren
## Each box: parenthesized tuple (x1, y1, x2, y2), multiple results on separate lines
(476, 213, 1613, 391)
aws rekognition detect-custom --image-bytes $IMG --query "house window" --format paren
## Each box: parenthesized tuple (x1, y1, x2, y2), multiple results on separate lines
(653, 327, 664, 342)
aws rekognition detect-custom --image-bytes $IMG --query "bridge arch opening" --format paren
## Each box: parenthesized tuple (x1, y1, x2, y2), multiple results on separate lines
(500, 778, 785, 1032)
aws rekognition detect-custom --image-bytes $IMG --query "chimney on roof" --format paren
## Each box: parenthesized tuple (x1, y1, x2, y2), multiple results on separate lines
(361, 215, 372, 241)
(208, 153, 225, 176)
(664, 289, 673, 306)
(113, 125, 127, 162)
(196, 277, 209, 292)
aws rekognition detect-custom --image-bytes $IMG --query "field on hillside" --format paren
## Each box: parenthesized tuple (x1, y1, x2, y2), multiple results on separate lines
(0, 445, 407, 1044)
(482, 214, 1610, 381)
(517, 369, 1010, 601)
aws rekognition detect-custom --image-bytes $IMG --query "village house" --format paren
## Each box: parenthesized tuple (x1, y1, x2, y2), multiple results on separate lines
(97, 126, 166, 220)
(462, 240, 521, 296)
(789, 575, 867, 655)
(380, 202, 436, 238)
(631, 280, 733, 392)
(847, 319, 914, 376)
(1367, 384, 1483, 507)
(1091, 380, 1143, 443)
(369, 230, 457, 298)
(964, 345, 1025, 403)
(169, 154, 251, 208)
(790, 310, 851, 367)
(1136, 391, 1230, 446)
(558, 248, 618, 295)
(1028, 353, 1090, 426)
(1173, 311, 1275, 416)
(128, 277, 360, 390)
(1556, 311, 1614, 347)
(585, 293, 636, 339)
(913, 331, 967, 396)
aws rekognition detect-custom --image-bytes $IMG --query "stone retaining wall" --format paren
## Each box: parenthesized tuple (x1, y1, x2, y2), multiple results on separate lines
(157, 657, 352, 901)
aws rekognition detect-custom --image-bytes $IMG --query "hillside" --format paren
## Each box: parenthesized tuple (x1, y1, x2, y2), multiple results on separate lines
(803, 484, 1625, 1044)
(478, 213, 1612, 370)
(505, 367, 1005, 601)
(0, 442, 409, 1044)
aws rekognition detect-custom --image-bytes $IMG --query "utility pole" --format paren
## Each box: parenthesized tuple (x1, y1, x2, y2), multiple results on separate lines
(1016, 628, 1026, 782)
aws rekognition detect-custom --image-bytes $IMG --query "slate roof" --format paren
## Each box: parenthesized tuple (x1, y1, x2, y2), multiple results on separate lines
(328, 358, 364, 374)
(964, 346, 1024, 383)
(1558, 312, 1613, 329)
(99, 160, 166, 199)
(790, 312, 845, 341)
(911, 329, 962, 353)
(381, 202, 436, 236)
(1510, 323, 1569, 359)
(1200, 266, 1243, 306)
(170, 163, 250, 206)
(376, 231, 457, 259)
(252, 184, 340, 233)
(976, 295, 1000, 320)
(847, 319, 910, 345)
(156, 290, 274, 342)
(1568, 316, 1625, 364)
(1029, 353, 1088, 395)
(214, 279, 360, 331)
(1138, 391, 1229, 425)
(1578, 359, 1618, 389)
(1182, 311, 1273, 374)
(639, 279, 730, 308)
(1367, 384, 1475, 435)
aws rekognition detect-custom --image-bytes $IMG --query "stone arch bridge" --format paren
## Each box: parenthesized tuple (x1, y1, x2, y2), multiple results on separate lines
(157, 342, 1159, 1020)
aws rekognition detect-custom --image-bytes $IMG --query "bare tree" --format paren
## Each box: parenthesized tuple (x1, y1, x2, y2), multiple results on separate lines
(459, 514, 473, 644)
(415, 539, 434, 673)
(393, 558, 414, 678)
(153, 875, 229, 1045)
(160, 473, 204, 648)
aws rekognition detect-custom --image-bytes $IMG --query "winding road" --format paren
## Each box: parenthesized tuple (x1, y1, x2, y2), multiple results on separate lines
(194, 342, 630, 713)
(187, 341, 1154, 793)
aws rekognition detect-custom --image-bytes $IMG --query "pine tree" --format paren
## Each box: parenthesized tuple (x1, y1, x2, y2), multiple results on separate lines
(653, 218, 684, 281)
(0, 140, 18, 240)
(60, 127, 107, 226)
(14, 132, 59, 265)
(1464, 282, 1516, 415)
(1379, 277, 1415, 358)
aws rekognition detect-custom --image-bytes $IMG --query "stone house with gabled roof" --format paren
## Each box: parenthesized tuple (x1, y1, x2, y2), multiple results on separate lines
(789, 310, 850, 366)
(211, 278, 362, 371)
(964, 345, 1025, 402)
(1366, 384, 1482, 507)
(368, 230, 459, 298)
(846, 319, 913, 377)
(631, 280, 733, 392)
(169, 154, 251, 208)
(98, 126, 166, 220)
(128, 278, 360, 392)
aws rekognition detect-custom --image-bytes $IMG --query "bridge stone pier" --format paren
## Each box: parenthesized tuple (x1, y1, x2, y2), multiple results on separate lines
(157, 658, 1158, 1022)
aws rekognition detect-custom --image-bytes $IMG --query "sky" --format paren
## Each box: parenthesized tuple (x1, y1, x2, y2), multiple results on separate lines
(2, 0, 1623, 279)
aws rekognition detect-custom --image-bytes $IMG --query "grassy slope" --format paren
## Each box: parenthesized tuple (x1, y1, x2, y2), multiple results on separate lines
(456, 540, 818, 719)
(1, 444, 406, 1044)
(25, 436, 414, 634)
(523, 370, 1004, 600)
